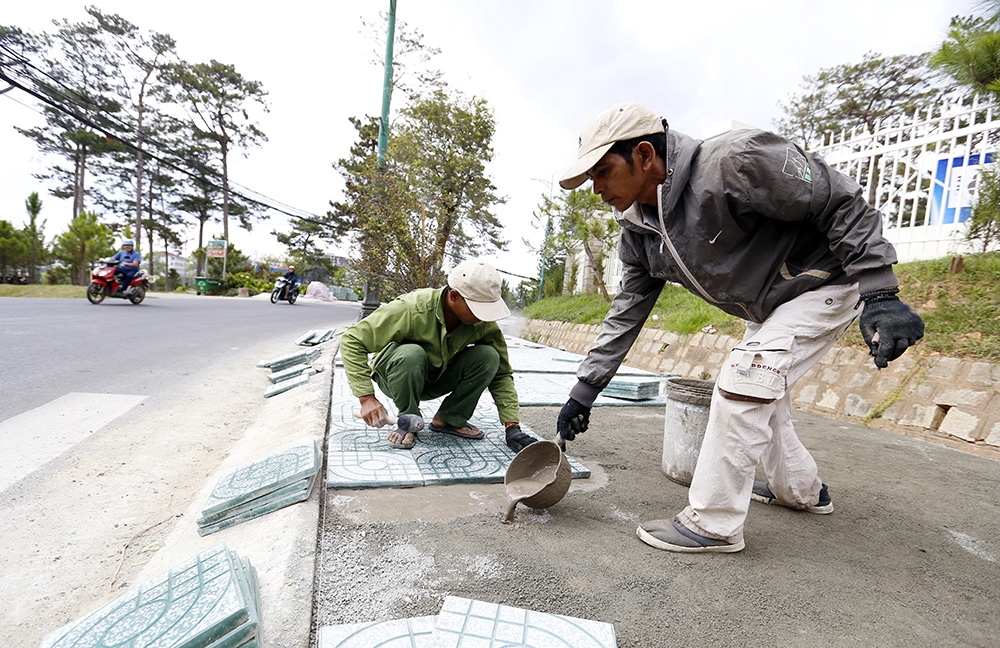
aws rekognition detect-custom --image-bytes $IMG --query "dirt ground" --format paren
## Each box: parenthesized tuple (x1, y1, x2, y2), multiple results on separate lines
(313, 405, 1000, 647)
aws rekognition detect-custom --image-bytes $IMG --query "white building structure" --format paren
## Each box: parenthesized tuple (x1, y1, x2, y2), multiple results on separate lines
(571, 97, 996, 295)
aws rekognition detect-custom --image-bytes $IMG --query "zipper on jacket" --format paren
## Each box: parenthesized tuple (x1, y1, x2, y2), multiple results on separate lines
(655, 187, 754, 321)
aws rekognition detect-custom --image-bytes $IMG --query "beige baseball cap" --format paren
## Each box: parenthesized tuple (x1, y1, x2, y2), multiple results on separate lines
(560, 102, 664, 190)
(448, 259, 511, 322)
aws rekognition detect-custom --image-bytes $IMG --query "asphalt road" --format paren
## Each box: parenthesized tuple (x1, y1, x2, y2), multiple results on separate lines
(0, 293, 360, 421)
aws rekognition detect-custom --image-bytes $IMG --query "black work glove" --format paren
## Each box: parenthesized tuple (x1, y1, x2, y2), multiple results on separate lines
(557, 398, 591, 441)
(859, 288, 924, 369)
(504, 424, 536, 453)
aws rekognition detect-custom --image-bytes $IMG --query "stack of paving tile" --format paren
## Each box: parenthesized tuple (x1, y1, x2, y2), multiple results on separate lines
(318, 596, 617, 647)
(258, 348, 322, 397)
(603, 377, 661, 401)
(295, 329, 336, 346)
(40, 544, 261, 648)
(197, 441, 320, 536)
(256, 347, 322, 371)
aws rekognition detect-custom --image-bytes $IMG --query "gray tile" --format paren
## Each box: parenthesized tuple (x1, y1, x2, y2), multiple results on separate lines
(40, 545, 258, 648)
(318, 616, 437, 648)
(326, 450, 425, 489)
(263, 373, 309, 397)
(432, 596, 617, 647)
(201, 442, 319, 518)
(197, 478, 315, 536)
(198, 477, 312, 526)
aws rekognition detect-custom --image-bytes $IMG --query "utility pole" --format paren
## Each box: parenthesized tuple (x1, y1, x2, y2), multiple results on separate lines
(359, 0, 397, 319)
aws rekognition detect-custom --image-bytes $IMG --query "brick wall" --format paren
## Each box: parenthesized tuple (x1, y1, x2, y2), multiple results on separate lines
(517, 319, 1000, 460)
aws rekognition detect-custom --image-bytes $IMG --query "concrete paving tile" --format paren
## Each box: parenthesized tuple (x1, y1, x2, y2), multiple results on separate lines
(326, 450, 426, 489)
(431, 596, 617, 647)
(201, 442, 320, 518)
(198, 476, 313, 525)
(318, 616, 437, 648)
(40, 544, 257, 648)
(197, 479, 315, 536)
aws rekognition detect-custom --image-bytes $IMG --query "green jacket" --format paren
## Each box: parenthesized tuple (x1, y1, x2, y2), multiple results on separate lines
(340, 287, 519, 423)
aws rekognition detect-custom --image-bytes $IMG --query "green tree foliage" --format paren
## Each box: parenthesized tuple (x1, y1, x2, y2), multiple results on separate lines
(0, 220, 28, 280)
(23, 192, 48, 283)
(931, 15, 1000, 99)
(164, 59, 268, 241)
(967, 165, 1000, 253)
(775, 52, 942, 145)
(536, 189, 618, 301)
(85, 7, 178, 245)
(328, 115, 423, 298)
(52, 210, 114, 285)
(392, 89, 506, 276)
(272, 217, 337, 283)
(10, 17, 126, 219)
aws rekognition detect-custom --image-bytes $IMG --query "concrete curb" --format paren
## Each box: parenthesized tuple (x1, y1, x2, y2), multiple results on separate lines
(132, 338, 337, 648)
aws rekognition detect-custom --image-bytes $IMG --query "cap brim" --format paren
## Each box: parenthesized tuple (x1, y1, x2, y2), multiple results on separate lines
(466, 298, 511, 322)
(559, 142, 614, 190)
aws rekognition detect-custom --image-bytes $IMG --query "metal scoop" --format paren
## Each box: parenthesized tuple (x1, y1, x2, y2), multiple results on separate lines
(502, 434, 571, 523)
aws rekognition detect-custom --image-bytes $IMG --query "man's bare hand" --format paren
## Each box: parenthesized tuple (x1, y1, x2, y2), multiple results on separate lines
(359, 394, 390, 427)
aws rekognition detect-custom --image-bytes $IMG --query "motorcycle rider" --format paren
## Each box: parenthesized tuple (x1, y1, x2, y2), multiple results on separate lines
(113, 240, 141, 294)
(282, 265, 299, 299)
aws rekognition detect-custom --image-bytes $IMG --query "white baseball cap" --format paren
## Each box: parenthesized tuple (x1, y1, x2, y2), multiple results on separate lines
(448, 259, 510, 322)
(560, 102, 665, 190)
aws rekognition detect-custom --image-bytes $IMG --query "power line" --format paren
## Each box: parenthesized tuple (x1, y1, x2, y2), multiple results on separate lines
(0, 49, 329, 227)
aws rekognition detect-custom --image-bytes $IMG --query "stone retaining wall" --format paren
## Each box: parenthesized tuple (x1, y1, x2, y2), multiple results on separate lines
(518, 319, 1000, 459)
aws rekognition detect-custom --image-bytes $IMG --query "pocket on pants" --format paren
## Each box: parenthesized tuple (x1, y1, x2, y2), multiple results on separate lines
(718, 330, 794, 401)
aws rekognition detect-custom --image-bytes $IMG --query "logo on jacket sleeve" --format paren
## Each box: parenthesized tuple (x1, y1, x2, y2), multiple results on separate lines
(782, 146, 812, 183)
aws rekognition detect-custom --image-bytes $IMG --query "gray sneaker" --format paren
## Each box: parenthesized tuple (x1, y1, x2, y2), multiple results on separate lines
(636, 517, 745, 553)
(750, 481, 833, 514)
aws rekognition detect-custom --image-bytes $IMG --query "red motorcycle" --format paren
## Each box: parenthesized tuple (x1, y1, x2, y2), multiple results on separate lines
(86, 259, 153, 305)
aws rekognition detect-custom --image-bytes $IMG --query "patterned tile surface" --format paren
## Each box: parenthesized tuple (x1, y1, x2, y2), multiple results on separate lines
(505, 336, 657, 377)
(201, 442, 319, 517)
(326, 369, 590, 489)
(513, 372, 667, 407)
(318, 616, 437, 648)
(432, 596, 617, 648)
(197, 477, 315, 536)
(40, 544, 259, 648)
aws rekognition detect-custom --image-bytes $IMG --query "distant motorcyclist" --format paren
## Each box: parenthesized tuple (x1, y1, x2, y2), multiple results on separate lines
(282, 265, 299, 299)
(113, 240, 141, 294)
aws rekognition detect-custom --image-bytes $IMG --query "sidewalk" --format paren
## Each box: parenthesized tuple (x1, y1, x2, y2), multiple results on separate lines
(313, 364, 1000, 646)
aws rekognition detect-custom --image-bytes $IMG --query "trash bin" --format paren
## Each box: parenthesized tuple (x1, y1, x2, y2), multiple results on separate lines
(195, 277, 222, 295)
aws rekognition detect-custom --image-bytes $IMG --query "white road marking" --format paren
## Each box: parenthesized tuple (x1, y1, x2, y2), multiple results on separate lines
(0, 392, 146, 491)
(948, 530, 997, 563)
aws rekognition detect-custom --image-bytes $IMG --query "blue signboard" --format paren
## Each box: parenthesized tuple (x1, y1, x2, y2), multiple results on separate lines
(930, 152, 994, 225)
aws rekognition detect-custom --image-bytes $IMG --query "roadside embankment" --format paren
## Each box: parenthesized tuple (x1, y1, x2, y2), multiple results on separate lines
(517, 318, 1000, 460)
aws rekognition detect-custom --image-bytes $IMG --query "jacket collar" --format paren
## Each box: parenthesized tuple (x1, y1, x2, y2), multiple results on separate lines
(615, 129, 701, 232)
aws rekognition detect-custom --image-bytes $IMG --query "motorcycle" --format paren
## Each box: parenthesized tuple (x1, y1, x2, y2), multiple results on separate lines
(86, 258, 154, 305)
(270, 276, 300, 305)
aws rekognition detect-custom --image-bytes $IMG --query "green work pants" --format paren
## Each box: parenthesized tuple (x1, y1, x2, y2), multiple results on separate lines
(372, 343, 499, 427)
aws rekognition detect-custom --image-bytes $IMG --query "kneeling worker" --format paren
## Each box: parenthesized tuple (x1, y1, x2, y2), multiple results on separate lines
(340, 259, 536, 453)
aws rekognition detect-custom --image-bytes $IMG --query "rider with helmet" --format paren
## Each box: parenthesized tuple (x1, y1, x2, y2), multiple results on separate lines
(113, 240, 141, 294)
(282, 265, 299, 299)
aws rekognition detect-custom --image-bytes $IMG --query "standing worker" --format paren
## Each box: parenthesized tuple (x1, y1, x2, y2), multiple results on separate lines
(555, 103, 924, 553)
(340, 259, 536, 454)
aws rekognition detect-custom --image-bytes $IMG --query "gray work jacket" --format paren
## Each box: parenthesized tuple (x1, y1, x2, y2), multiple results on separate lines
(571, 128, 900, 406)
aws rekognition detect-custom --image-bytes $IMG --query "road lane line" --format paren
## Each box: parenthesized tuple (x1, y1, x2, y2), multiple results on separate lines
(0, 392, 146, 491)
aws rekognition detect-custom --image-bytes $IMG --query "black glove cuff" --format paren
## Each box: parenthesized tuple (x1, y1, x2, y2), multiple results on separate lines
(859, 287, 900, 304)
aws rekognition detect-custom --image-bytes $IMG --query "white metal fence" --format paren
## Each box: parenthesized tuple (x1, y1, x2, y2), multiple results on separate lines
(811, 94, 1000, 263)
(585, 96, 999, 295)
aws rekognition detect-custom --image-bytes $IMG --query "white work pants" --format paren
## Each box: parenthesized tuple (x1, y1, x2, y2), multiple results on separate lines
(676, 283, 861, 543)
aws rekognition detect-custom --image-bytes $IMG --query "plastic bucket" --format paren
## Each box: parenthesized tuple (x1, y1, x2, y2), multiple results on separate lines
(661, 377, 715, 486)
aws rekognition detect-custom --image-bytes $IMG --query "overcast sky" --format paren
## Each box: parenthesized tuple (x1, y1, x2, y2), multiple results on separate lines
(0, 0, 973, 282)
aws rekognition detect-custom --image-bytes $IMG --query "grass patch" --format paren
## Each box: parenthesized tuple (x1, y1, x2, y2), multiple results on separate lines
(518, 253, 1000, 362)
(0, 284, 86, 298)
